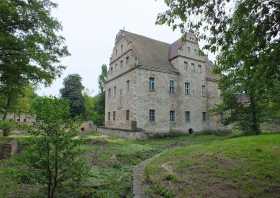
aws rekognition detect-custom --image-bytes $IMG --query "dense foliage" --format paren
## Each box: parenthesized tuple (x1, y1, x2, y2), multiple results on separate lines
(157, 0, 280, 133)
(0, 0, 69, 120)
(60, 74, 85, 118)
(92, 64, 107, 126)
(20, 97, 88, 198)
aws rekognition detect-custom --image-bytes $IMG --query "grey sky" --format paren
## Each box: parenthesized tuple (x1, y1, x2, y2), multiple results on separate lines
(38, 0, 182, 96)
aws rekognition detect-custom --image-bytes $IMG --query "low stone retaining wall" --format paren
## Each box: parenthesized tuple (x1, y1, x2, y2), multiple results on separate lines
(97, 127, 149, 140)
(0, 139, 18, 160)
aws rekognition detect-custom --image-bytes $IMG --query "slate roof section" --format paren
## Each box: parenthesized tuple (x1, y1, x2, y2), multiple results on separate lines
(121, 30, 179, 75)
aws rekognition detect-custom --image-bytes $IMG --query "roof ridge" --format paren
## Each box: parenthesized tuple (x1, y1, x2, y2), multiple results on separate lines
(121, 30, 171, 46)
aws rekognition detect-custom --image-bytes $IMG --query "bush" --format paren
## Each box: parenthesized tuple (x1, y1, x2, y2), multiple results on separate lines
(201, 129, 232, 136)
(18, 97, 89, 198)
(0, 120, 16, 136)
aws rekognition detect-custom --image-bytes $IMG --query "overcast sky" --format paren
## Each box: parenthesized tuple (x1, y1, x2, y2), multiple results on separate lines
(37, 0, 183, 96)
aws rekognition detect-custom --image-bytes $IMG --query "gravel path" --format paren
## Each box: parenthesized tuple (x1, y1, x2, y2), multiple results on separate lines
(133, 154, 161, 198)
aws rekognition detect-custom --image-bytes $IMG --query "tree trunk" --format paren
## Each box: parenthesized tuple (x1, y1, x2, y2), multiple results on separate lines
(250, 95, 260, 134)
(51, 141, 58, 198)
(47, 141, 52, 198)
(2, 94, 12, 121)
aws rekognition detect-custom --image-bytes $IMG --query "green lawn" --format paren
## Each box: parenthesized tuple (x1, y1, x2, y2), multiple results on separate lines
(0, 133, 226, 197)
(144, 133, 280, 198)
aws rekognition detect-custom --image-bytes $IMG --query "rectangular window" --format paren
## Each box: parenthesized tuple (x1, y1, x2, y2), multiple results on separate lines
(149, 77, 155, 91)
(114, 86, 116, 96)
(185, 82, 190, 95)
(126, 110, 130, 121)
(108, 88, 111, 97)
(126, 56, 129, 64)
(170, 111, 175, 122)
(170, 80, 175, 94)
(113, 111, 116, 121)
(202, 85, 206, 97)
(203, 112, 207, 121)
(120, 60, 123, 68)
(149, 109, 155, 122)
(185, 111, 190, 122)
(191, 63, 195, 72)
(126, 80, 130, 92)
(108, 112, 111, 121)
(187, 46, 191, 53)
(184, 61, 189, 71)
(198, 64, 202, 73)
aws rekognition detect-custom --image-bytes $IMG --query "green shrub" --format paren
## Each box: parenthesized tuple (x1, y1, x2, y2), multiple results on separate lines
(0, 120, 16, 136)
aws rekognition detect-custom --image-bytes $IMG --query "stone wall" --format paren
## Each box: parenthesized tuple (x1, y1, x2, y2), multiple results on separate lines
(105, 31, 223, 133)
(98, 127, 148, 140)
(0, 140, 18, 160)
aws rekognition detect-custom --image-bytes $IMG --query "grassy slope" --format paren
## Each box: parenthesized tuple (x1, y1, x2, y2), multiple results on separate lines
(145, 134, 280, 198)
(79, 134, 225, 197)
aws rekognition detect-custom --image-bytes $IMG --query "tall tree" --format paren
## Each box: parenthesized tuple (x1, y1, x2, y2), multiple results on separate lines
(0, 0, 69, 120)
(92, 64, 107, 126)
(60, 74, 85, 118)
(157, 0, 280, 133)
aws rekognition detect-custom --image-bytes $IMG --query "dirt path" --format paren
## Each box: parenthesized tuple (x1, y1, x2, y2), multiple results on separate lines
(133, 154, 161, 198)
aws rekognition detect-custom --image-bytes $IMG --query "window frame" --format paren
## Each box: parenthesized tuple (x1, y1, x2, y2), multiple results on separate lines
(185, 111, 190, 122)
(126, 110, 130, 121)
(113, 86, 117, 97)
(202, 112, 207, 122)
(113, 111, 116, 121)
(169, 80, 175, 94)
(126, 80, 130, 92)
(149, 109, 155, 122)
(149, 77, 155, 91)
(170, 111, 176, 122)
(202, 85, 206, 97)
(185, 82, 191, 96)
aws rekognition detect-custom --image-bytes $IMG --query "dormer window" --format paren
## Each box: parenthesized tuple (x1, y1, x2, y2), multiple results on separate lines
(191, 63, 195, 72)
(184, 61, 189, 71)
(198, 64, 202, 73)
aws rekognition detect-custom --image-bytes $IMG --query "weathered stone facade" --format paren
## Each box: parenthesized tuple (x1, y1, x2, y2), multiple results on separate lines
(105, 30, 223, 133)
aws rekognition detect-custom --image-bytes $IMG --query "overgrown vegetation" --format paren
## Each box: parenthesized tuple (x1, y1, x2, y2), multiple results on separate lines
(0, 132, 227, 197)
(0, 0, 69, 120)
(145, 133, 280, 198)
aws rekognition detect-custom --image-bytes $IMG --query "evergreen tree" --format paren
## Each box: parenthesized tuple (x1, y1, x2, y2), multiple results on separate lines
(60, 74, 85, 118)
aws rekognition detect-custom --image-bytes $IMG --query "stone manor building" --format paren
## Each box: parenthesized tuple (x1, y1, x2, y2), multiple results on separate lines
(105, 30, 222, 133)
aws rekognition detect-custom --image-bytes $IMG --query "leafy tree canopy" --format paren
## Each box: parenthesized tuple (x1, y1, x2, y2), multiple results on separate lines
(92, 64, 107, 126)
(157, 0, 280, 133)
(60, 74, 85, 118)
(0, 0, 69, 119)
